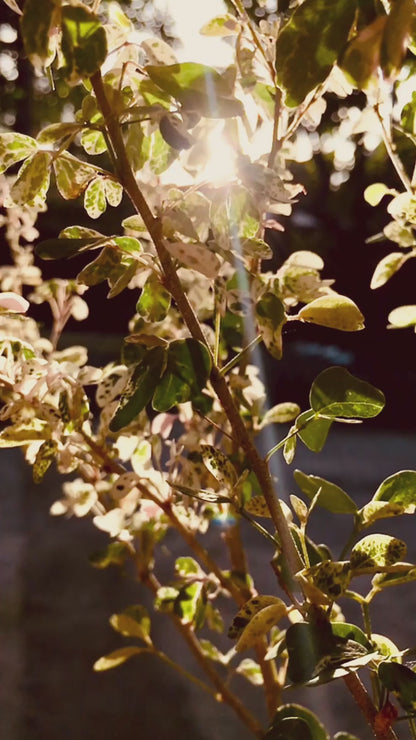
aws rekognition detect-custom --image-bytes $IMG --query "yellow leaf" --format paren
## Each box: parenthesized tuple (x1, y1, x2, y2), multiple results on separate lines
(297, 295, 365, 331)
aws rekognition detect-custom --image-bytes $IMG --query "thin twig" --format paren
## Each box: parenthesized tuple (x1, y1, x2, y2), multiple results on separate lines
(144, 571, 265, 738)
(374, 103, 413, 193)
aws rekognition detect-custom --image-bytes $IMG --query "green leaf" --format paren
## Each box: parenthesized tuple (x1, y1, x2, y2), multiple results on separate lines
(310, 367, 385, 419)
(286, 619, 337, 684)
(340, 15, 386, 89)
(256, 293, 286, 360)
(145, 63, 244, 118)
(112, 237, 143, 255)
(378, 661, 416, 711)
(269, 704, 329, 740)
(110, 606, 151, 645)
(93, 646, 144, 671)
(334, 733, 360, 739)
(137, 272, 171, 322)
(89, 542, 129, 569)
(283, 430, 297, 463)
(84, 177, 106, 219)
(241, 238, 273, 260)
(364, 183, 395, 207)
(380, 0, 415, 78)
(370, 252, 411, 289)
(149, 128, 179, 174)
(260, 402, 301, 427)
(293, 470, 357, 514)
(297, 295, 365, 332)
(109, 346, 167, 431)
(174, 582, 206, 628)
(275, 0, 357, 107)
(296, 409, 333, 453)
(125, 122, 151, 172)
(9, 151, 52, 207)
(33, 439, 57, 483)
(77, 246, 121, 287)
(175, 556, 200, 576)
(358, 500, 411, 527)
(371, 565, 416, 590)
(159, 114, 194, 150)
(35, 238, 105, 260)
(0, 132, 38, 174)
(20, 0, 58, 68)
(373, 470, 416, 506)
(331, 623, 372, 651)
(153, 339, 211, 412)
(61, 5, 107, 80)
(350, 534, 407, 569)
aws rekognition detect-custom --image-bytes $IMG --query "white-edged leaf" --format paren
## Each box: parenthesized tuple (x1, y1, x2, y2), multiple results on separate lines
(8, 151, 52, 207)
(93, 646, 144, 671)
(0, 132, 38, 174)
(104, 178, 123, 207)
(371, 252, 411, 289)
(141, 37, 178, 65)
(80, 128, 107, 155)
(164, 241, 221, 278)
(53, 152, 98, 199)
(84, 177, 106, 219)
(236, 658, 263, 685)
(260, 402, 301, 427)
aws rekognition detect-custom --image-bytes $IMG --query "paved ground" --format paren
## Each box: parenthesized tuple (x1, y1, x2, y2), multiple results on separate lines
(1, 426, 416, 739)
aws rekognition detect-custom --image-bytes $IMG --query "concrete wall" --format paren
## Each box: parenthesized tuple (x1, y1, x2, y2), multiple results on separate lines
(2, 428, 416, 739)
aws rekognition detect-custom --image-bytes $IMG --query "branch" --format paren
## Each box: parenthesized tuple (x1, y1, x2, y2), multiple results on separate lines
(144, 571, 265, 738)
(90, 71, 303, 595)
(374, 103, 413, 193)
(343, 673, 398, 740)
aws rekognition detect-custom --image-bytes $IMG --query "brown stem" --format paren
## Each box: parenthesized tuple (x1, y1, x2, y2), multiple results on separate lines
(343, 673, 398, 740)
(223, 522, 281, 717)
(144, 571, 265, 738)
(90, 70, 303, 592)
(374, 103, 413, 193)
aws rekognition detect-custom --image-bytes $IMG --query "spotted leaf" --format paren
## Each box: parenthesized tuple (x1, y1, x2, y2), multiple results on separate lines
(228, 595, 285, 640)
(350, 534, 407, 569)
(201, 445, 237, 487)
